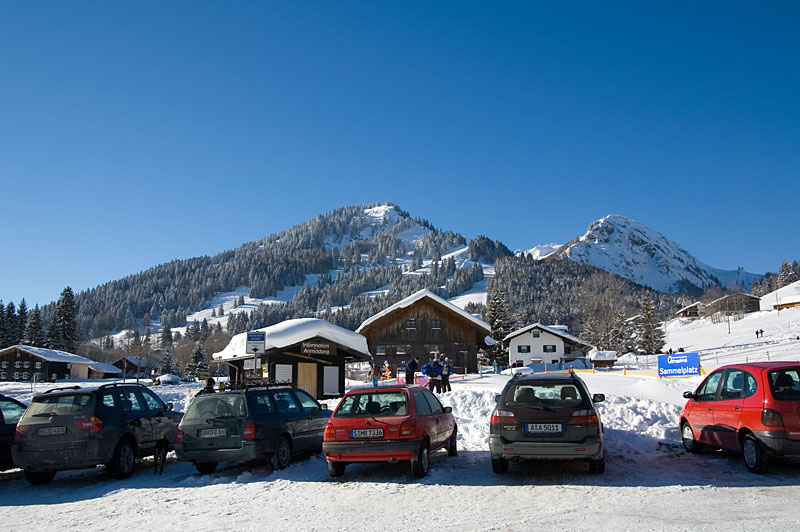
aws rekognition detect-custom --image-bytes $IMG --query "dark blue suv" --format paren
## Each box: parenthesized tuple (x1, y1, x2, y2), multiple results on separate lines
(13, 383, 182, 484)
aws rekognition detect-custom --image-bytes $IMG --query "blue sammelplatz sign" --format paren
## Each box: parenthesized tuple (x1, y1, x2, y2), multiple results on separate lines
(657, 352, 700, 377)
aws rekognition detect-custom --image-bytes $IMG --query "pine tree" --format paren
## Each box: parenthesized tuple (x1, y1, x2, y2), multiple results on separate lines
(23, 305, 46, 347)
(637, 292, 665, 358)
(4, 302, 18, 347)
(53, 287, 79, 352)
(0, 301, 5, 349)
(218, 303, 225, 316)
(778, 260, 798, 289)
(484, 288, 515, 365)
(160, 326, 173, 351)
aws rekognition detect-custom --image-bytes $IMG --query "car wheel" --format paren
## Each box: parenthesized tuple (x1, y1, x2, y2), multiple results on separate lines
(271, 437, 291, 470)
(327, 461, 346, 477)
(107, 439, 136, 479)
(589, 456, 605, 474)
(681, 421, 704, 454)
(491, 456, 509, 474)
(743, 434, 769, 474)
(24, 470, 56, 485)
(194, 461, 218, 475)
(411, 443, 429, 478)
(447, 426, 458, 457)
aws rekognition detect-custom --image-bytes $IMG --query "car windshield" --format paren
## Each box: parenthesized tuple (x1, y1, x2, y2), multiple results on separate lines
(185, 395, 248, 421)
(334, 391, 408, 418)
(27, 394, 92, 417)
(502, 381, 586, 409)
(769, 368, 800, 401)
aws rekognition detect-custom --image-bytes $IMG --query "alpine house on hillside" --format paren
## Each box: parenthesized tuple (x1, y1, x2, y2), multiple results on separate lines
(0, 345, 94, 382)
(502, 324, 594, 367)
(356, 289, 492, 375)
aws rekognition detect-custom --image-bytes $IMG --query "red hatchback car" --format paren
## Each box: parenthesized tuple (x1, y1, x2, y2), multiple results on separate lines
(680, 362, 800, 473)
(323, 385, 457, 478)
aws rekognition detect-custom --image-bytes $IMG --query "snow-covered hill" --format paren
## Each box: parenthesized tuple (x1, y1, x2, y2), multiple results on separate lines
(548, 215, 761, 293)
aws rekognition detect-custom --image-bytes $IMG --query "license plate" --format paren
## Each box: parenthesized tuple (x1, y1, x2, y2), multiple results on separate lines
(38, 426, 67, 436)
(351, 428, 384, 439)
(525, 423, 562, 433)
(198, 428, 228, 438)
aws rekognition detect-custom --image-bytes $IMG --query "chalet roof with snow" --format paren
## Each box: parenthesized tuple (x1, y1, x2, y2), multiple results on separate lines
(114, 356, 155, 369)
(590, 350, 618, 362)
(502, 323, 594, 350)
(0, 345, 94, 365)
(356, 289, 491, 335)
(213, 318, 372, 362)
(89, 361, 123, 375)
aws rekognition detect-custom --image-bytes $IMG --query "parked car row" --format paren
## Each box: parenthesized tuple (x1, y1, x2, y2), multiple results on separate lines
(3, 361, 799, 486)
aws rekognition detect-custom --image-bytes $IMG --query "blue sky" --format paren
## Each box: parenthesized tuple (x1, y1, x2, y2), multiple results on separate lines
(1, 2, 798, 307)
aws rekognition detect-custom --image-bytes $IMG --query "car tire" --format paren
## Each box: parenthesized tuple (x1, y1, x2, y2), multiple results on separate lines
(448, 426, 458, 457)
(327, 461, 346, 477)
(24, 470, 56, 485)
(194, 461, 218, 475)
(411, 443, 429, 478)
(589, 456, 605, 474)
(491, 456, 509, 474)
(681, 421, 704, 454)
(271, 437, 291, 470)
(743, 434, 770, 474)
(107, 439, 136, 479)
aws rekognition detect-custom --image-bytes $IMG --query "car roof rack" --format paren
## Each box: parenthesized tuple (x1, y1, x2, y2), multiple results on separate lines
(42, 385, 83, 394)
(97, 382, 150, 391)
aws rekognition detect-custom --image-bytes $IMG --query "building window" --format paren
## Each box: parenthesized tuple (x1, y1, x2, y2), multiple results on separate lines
(33, 372, 41, 381)
(532, 331, 540, 338)
(543, 345, 556, 353)
(565, 346, 572, 355)
(431, 320, 442, 330)
(35, 361, 42, 369)
(51, 373, 58, 381)
(405, 319, 416, 330)
(0, 372, 6, 380)
(376, 346, 385, 355)
(429, 345, 440, 353)
(13, 372, 20, 380)
(23, 361, 30, 369)
(22, 372, 29, 380)
(15, 361, 21, 368)
(396, 346, 407, 355)
(517, 345, 531, 353)
(1, 361, 7, 368)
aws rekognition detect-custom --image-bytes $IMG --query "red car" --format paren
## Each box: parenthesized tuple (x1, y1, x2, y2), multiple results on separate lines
(679, 362, 800, 473)
(323, 385, 457, 478)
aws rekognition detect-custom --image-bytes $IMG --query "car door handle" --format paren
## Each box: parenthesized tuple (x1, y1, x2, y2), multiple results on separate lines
(734, 406, 740, 410)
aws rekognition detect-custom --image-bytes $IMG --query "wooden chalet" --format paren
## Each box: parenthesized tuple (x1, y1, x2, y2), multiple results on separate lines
(356, 289, 492, 374)
(705, 293, 760, 316)
(213, 318, 372, 399)
(676, 302, 705, 319)
(0, 345, 93, 382)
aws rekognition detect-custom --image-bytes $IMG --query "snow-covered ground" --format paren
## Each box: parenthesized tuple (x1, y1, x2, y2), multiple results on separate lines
(3, 308, 800, 531)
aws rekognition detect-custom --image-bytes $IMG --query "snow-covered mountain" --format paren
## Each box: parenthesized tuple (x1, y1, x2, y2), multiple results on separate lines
(538, 215, 761, 293)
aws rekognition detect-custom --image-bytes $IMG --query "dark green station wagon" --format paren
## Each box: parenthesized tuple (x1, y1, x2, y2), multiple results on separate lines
(175, 385, 330, 474)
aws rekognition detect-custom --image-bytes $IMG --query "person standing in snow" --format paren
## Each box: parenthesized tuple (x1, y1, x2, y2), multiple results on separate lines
(441, 357, 452, 393)
(405, 357, 419, 385)
(422, 354, 443, 393)
(196, 377, 216, 396)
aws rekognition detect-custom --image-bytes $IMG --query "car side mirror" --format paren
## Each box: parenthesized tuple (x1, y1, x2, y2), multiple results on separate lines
(682, 391, 696, 400)
(443, 406, 452, 414)
(495, 394, 501, 403)
(320, 404, 328, 411)
(592, 394, 605, 403)
(165, 402, 174, 411)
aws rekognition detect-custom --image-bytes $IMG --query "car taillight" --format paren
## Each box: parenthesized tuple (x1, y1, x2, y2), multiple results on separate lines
(323, 423, 336, 441)
(490, 409, 515, 424)
(177, 427, 184, 443)
(243, 423, 257, 440)
(569, 409, 600, 425)
(15, 421, 28, 437)
(762, 408, 784, 428)
(400, 423, 416, 437)
(74, 417, 103, 433)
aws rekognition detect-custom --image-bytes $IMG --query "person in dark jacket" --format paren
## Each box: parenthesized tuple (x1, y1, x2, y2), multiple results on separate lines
(405, 357, 420, 385)
(196, 377, 216, 396)
(422, 355, 443, 393)
(441, 357, 452, 393)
